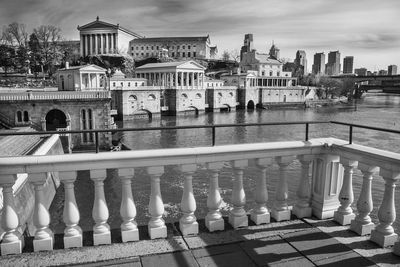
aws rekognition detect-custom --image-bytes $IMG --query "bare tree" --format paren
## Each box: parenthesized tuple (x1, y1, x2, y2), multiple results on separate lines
(229, 49, 240, 63)
(221, 50, 230, 61)
(1, 22, 29, 47)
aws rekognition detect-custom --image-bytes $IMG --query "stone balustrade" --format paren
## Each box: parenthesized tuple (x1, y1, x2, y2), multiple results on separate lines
(0, 137, 399, 257)
(0, 91, 111, 101)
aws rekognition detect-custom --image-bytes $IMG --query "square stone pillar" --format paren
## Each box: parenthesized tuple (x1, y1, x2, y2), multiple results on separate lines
(310, 154, 343, 219)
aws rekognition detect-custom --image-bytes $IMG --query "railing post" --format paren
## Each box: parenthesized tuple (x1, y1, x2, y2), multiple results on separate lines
(293, 155, 314, 218)
(250, 158, 272, 225)
(31, 172, 54, 252)
(119, 168, 139, 242)
(371, 169, 400, 247)
(60, 171, 82, 248)
(147, 166, 167, 239)
(205, 162, 225, 232)
(212, 126, 216, 146)
(334, 158, 358, 225)
(349, 126, 353, 144)
(229, 160, 248, 228)
(95, 131, 99, 153)
(272, 156, 294, 221)
(90, 169, 111, 245)
(305, 123, 309, 141)
(1, 175, 23, 255)
(179, 164, 198, 236)
(350, 163, 379, 235)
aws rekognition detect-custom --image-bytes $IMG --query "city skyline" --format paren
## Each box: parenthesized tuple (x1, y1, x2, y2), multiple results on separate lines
(1, 0, 399, 72)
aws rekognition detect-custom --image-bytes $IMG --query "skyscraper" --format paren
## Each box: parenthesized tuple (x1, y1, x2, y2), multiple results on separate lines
(343, 56, 354, 74)
(240, 34, 254, 61)
(325, 51, 341, 76)
(388, 65, 398, 75)
(294, 50, 307, 75)
(312, 52, 325, 75)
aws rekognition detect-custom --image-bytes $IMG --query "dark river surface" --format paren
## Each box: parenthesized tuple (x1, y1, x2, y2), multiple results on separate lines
(49, 93, 400, 234)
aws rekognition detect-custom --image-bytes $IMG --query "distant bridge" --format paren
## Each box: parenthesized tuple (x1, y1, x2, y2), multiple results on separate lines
(331, 74, 400, 83)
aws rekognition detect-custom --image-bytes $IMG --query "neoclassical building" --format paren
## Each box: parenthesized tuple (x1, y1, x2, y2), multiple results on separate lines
(129, 36, 217, 60)
(77, 16, 143, 57)
(57, 64, 108, 91)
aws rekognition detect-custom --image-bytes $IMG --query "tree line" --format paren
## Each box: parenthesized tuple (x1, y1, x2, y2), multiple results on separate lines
(0, 22, 78, 77)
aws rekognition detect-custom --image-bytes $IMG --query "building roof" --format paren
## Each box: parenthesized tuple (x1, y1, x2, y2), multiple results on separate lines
(58, 64, 107, 72)
(0, 127, 43, 157)
(131, 36, 210, 43)
(254, 53, 282, 64)
(78, 17, 143, 38)
(136, 60, 206, 70)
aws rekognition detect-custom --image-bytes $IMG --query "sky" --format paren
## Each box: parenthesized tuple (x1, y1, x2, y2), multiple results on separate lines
(1, 0, 399, 72)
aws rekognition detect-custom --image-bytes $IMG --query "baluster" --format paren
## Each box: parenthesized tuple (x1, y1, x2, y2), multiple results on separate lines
(1, 175, 23, 255)
(229, 160, 248, 228)
(350, 163, 379, 235)
(250, 158, 272, 225)
(334, 158, 358, 225)
(119, 168, 139, 242)
(179, 164, 198, 235)
(205, 162, 224, 232)
(293, 155, 313, 218)
(60, 171, 82, 248)
(147, 166, 167, 239)
(31, 173, 54, 251)
(272, 156, 294, 222)
(90, 169, 111, 245)
(371, 169, 400, 247)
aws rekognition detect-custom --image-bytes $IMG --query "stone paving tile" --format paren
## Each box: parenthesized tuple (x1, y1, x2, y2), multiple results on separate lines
(141, 251, 198, 267)
(70, 256, 142, 267)
(313, 251, 377, 267)
(268, 258, 316, 267)
(239, 235, 313, 267)
(282, 228, 353, 262)
(191, 243, 243, 258)
(196, 250, 257, 267)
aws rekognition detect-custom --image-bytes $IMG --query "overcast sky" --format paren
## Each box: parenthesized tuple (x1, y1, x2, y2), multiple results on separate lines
(1, 0, 399, 72)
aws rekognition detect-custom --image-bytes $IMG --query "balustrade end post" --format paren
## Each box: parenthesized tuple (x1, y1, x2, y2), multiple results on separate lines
(311, 154, 343, 219)
(393, 241, 400, 256)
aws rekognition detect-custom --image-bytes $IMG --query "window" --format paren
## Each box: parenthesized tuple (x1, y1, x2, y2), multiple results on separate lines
(177, 52, 180, 57)
(136, 47, 139, 50)
(120, 82, 123, 86)
(141, 46, 144, 50)
(188, 45, 191, 49)
(218, 92, 222, 97)
(181, 93, 188, 99)
(262, 71, 265, 76)
(151, 46, 154, 50)
(141, 53, 144, 56)
(24, 111, 29, 122)
(182, 52, 185, 57)
(188, 52, 191, 57)
(113, 82, 116, 87)
(277, 72, 280, 76)
(270, 71, 273, 76)
(81, 109, 94, 143)
(182, 45, 185, 49)
(135, 82, 137, 87)
(146, 46, 149, 50)
(17, 111, 22, 122)
(172, 52, 175, 57)
(177, 45, 180, 49)
(129, 95, 137, 101)
(193, 52, 196, 57)
(148, 94, 156, 100)
(131, 47, 134, 50)
(195, 93, 202, 99)
(229, 92, 234, 97)
(128, 82, 131, 87)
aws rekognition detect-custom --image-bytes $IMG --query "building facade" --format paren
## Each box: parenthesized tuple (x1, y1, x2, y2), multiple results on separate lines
(294, 50, 307, 76)
(388, 65, 398, 75)
(240, 34, 254, 61)
(343, 56, 354, 74)
(77, 16, 142, 57)
(355, 68, 367, 76)
(312, 53, 325, 75)
(325, 51, 341, 76)
(57, 64, 108, 91)
(129, 36, 217, 60)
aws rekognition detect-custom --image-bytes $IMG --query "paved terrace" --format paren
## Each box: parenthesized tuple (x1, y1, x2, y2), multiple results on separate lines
(0, 218, 399, 266)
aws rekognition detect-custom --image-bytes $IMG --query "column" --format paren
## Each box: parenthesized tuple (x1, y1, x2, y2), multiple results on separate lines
(250, 158, 272, 225)
(31, 173, 54, 251)
(205, 162, 225, 232)
(147, 166, 167, 239)
(119, 168, 139, 242)
(60, 171, 82, 248)
(80, 35, 84, 57)
(105, 34, 109, 54)
(229, 160, 248, 228)
(1, 175, 23, 255)
(333, 158, 358, 225)
(90, 169, 111, 245)
(293, 155, 313, 218)
(179, 164, 198, 235)
(350, 163, 379, 235)
(272, 156, 294, 221)
(370, 169, 400, 247)
(175, 72, 178, 87)
(99, 34, 103, 54)
(113, 33, 117, 53)
(86, 35, 90, 56)
(197, 73, 200, 88)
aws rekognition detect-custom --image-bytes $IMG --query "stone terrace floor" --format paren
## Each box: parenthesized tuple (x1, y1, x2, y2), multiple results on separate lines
(1, 217, 400, 267)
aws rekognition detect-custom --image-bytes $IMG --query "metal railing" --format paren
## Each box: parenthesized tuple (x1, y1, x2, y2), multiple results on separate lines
(1, 121, 400, 153)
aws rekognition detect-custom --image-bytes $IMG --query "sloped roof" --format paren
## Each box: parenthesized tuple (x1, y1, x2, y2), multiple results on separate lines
(58, 64, 107, 72)
(136, 60, 206, 70)
(131, 36, 210, 43)
(78, 18, 143, 38)
(0, 127, 43, 157)
(255, 53, 282, 64)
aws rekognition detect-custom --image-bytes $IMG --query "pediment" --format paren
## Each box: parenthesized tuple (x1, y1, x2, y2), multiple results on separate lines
(79, 65, 107, 72)
(78, 20, 117, 31)
(177, 61, 206, 70)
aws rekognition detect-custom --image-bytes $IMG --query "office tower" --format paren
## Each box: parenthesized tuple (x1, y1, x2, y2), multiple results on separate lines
(295, 50, 307, 75)
(343, 56, 354, 74)
(388, 65, 397, 75)
(312, 52, 325, 75)
(325, 51, 341, 75)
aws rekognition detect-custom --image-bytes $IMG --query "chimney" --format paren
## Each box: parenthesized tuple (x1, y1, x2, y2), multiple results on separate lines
(65, 62, 70, 69)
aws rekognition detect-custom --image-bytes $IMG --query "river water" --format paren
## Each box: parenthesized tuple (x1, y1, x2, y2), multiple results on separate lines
(49, 93, 400, 234)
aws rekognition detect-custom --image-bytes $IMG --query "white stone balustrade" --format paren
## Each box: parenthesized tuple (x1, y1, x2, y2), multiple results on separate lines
(119, 168, 139, 242)
(350, 163, 379, 235)
(272, 156, 294, 222)
(60, 171, 82, 248)
(250, 158, 272, 225)
(0, 137, 399, 256)
(334, 158, 358, 225)
(90, 169, 111, 245)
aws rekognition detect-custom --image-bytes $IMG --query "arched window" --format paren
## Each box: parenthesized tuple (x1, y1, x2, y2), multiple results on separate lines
(218, 92, 223, 97)
(81, 109, 94, 143)
(17, 111, 22, 122)
(128, 82, 131, 87)
(129, 95, 137, 101)
(269, 71, 273, 76)
(23, 111, 29, 122)
(60, 75, 65, 90)
(181, 93, 188, 99)
(195, 93, 202, 99)
(148, 94, 156, 100)
(277, 72, 280, 76)
(229, 92, 234, 97)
